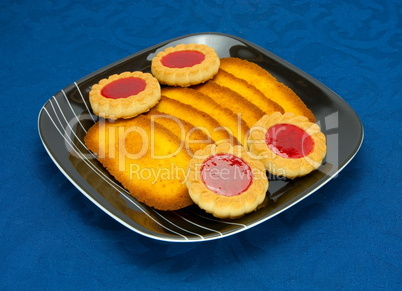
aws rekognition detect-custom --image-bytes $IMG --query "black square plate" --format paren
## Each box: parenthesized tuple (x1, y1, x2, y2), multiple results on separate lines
(38, 32, 363, 242)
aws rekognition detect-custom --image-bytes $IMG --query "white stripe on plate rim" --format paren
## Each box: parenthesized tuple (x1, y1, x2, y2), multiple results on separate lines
(74, 82, 96, 123)
(43, 100, 191, 240)
(59, 88, 247, 235)
(45, 87, 249, 240)
(61, 89, 88, 134)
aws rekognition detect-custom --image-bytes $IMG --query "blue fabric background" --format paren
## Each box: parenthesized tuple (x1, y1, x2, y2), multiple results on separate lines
(1, 0, 401, 289)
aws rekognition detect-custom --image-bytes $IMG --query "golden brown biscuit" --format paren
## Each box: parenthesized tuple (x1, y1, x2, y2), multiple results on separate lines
(89, 71, 161, 120)
(219, 58, 316, 122)
(84, 114, 193, 211)
(247, 112, 326, 178)
(161, 87, 248, 145)
(186, 142, 268, 219)
(146, 109, 213, 156)
(192, 81, 265, 129)
(154, 96, 234, 145)
(211, 68, 284, 115)
(151, 43, 220, 87)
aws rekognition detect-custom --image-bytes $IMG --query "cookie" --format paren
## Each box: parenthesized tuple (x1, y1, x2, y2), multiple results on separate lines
(186, 142, 268, 219)
(154, 96, 234, 145)
(247, 112, 326, 178)
(84, 114, 193, 211)
(219, 58, 316, 122)
(211, 68, 284, 116)
(146, 109, 213, 156)
(89, 71, 161, 120)
(192, 81, 265, 129)
(151, 43, 220, 87)
(161, 87, 247, 145)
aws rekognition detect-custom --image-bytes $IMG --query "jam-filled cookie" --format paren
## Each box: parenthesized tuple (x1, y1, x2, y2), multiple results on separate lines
(247, 112, 326, 178)
(89, 71, 161, 120)
(186, 142, 268, 219)
(151, 43, 220, 87)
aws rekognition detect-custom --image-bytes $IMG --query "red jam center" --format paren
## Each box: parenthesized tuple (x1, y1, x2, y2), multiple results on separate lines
(101, 77, 146, 99)
(161, 50, 205, 68)
(266, 123, 314, 159)
(201, 154, 253, 197)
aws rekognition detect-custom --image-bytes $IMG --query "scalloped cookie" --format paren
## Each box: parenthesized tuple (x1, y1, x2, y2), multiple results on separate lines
(247, 112, 326, 178)
(186, 142, 268, 219)
(89, 71, 161, 120)
(151, 43, 220, 87)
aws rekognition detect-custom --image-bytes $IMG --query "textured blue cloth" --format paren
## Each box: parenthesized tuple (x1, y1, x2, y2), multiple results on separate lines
(1, 0, 401, 289)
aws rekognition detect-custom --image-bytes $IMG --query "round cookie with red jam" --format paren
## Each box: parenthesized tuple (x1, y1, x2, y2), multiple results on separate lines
(151, 43, 220, 87)
(186, 143, 268, 219)
(247, 112, 327, 178)
(89, 71, 161, 120)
